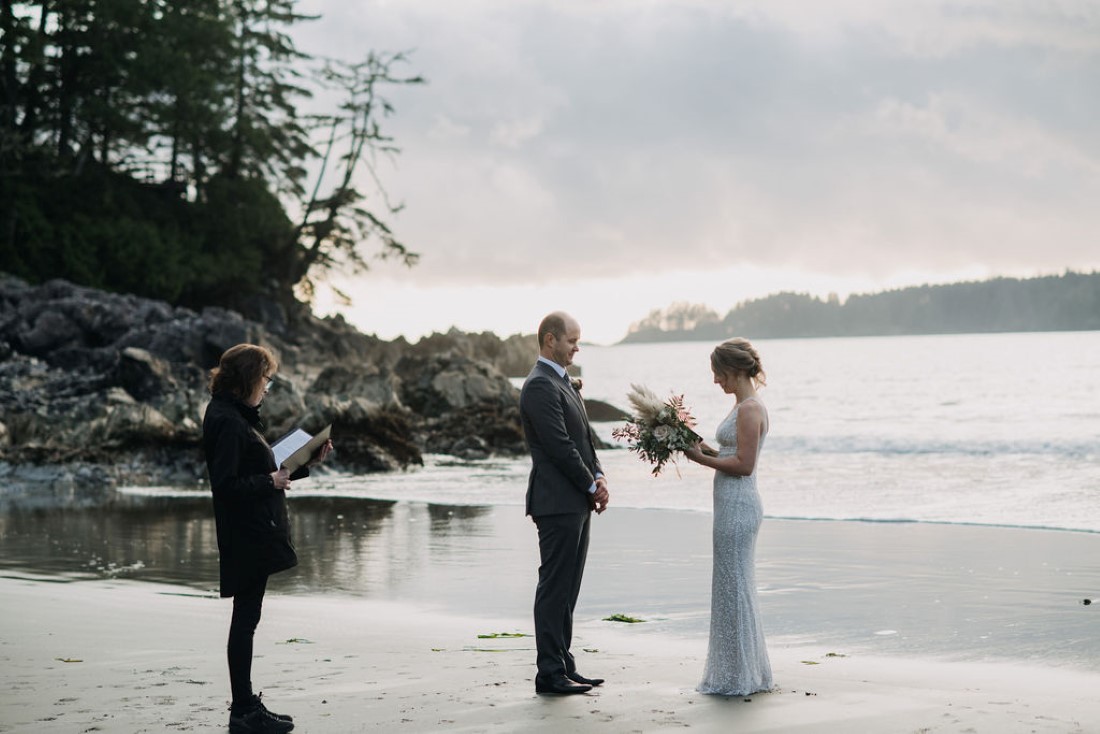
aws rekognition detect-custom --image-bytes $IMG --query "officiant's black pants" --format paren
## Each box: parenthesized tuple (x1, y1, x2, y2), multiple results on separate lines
(228, 574, 268, 708)
(533, 512, 591, 677)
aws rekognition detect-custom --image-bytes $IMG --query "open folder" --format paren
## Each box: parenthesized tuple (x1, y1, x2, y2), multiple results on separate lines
(271, 424, 332, 473)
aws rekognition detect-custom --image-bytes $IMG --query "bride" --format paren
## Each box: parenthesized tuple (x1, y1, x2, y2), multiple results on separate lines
(683, 337, 774, 696)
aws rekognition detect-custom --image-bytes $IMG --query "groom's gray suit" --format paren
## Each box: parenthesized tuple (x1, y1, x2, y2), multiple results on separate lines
(520, 359, 603, 679)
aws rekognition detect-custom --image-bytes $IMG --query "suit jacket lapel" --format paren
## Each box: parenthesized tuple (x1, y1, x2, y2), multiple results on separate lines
(566, 381, 589, 422)
(535, 362, 589, 424)
(532, 362, 599, 470)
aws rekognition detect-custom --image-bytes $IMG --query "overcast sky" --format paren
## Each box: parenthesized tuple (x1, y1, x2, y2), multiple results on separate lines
(292, 0, 1100, 344)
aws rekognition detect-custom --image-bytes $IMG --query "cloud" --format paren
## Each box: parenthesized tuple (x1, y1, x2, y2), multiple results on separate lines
(490, 116, 546, 149)
(866, 93, 1100, 177)
(427, 115, 471, 142)
(714, 0, 1100, 57)
(293, 0, 1100, 295)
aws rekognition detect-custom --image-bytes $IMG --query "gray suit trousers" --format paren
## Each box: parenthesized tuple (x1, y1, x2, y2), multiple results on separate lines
(533, 511, 591, 678)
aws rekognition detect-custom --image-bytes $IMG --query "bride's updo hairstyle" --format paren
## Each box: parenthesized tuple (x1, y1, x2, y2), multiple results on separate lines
(711, 338, 766, 388)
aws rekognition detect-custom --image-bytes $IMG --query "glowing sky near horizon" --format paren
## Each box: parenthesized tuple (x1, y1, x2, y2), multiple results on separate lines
(292, 0, 1100, 344)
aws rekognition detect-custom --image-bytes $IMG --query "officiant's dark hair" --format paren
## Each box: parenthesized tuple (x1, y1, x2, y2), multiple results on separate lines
(711, 338, 766, 387)
(537, 312, 569, 348)
(208, 344, 279, 400)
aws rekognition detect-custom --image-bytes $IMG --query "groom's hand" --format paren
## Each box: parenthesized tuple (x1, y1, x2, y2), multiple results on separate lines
(593, 477, 610, 514)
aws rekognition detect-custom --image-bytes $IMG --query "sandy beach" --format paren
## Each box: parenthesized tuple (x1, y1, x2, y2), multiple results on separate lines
(2, 507, 1100, 733)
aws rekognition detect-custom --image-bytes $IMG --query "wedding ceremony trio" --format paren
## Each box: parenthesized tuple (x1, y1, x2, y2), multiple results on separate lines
(202, 312, 772, 733)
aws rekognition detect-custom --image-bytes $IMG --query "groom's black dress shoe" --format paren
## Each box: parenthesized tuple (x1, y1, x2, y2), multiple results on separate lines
(535, 674, 592, 695)
(567, 672, 604, 687)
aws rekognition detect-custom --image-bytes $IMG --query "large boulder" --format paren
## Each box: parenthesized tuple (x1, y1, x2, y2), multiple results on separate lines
(0, 275, 538, 500)
(583, 398, 630, 422)
(297, 366, 422, 470)
(115, 347, 177, 401)
(396, 353, 517, 416)
(11, 305, 85, 355)
(310, 364, 403, 410)
(409, 328, 534, 377)
(322, 405, 422, 472)
(96, 389, 178, 446)
(115, 306, 262, 369)
(0, 279, 271, 472)
(395, 353, 524, 455)
(254, 378, 310, 439)
(0, 278, 269, 372)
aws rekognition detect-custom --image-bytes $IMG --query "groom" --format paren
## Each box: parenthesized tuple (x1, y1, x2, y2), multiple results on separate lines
(520, 311, 610, 695)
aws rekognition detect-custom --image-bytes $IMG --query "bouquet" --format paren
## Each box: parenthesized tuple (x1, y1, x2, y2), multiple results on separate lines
(611, 384, 714, 476)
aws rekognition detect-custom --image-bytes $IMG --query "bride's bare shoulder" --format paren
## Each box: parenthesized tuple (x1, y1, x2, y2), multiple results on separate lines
(737, 396, 766, 413)
(737, 397, 768, 425)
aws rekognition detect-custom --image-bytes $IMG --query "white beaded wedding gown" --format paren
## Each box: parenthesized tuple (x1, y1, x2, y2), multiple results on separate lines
(697, 396, 774, 696)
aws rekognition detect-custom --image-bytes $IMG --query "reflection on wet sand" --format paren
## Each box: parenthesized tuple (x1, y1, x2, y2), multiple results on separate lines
(7, 495, 1100, 670)
(0, 495, 500, 601)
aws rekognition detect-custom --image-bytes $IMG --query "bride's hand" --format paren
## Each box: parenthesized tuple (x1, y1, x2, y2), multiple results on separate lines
(685, 441, 718, 462)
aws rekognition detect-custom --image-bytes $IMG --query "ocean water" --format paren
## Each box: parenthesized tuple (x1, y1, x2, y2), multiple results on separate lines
(274, 331, 1100, 533)
(4, 331, 1098, 668)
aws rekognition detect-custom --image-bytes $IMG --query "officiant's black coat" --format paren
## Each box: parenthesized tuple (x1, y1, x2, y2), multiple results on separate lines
(202, 394, 306, 598)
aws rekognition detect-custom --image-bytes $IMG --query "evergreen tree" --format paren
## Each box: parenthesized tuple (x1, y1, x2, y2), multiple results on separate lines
(0, 0, 423, 318)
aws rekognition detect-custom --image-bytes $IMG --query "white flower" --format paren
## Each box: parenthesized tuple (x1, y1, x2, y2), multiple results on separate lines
(626, 383, 665, 422)
(652, 424, 671, 441)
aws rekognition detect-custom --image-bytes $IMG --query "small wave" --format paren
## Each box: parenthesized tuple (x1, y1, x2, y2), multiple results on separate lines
(112, 459, 1100, 536)
(117, 485, 206, 498)
(111, 486, 1100, 534)
(769, 435, 1098, 459)
(762, 514, 1100, 535)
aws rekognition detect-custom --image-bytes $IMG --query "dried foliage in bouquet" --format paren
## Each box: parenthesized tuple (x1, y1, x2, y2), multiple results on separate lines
(611, 384, 714, 476)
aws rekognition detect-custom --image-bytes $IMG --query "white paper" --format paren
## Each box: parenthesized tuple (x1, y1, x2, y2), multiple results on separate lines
(272, 428, 311, 468)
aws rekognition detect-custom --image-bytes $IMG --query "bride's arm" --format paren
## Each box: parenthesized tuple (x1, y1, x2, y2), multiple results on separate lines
(683, 403, 765, 476)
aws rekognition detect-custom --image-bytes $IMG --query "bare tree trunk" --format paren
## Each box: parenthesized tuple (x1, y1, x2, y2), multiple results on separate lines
(169, 109, 180, 182)
(98, 86, 111, 164)
(1, 0, 18, 131)
(56, 6, 76, 157)
(19, 1, 51, 139)
(226, 0, 247, 179)
(192, 135, 206, 201)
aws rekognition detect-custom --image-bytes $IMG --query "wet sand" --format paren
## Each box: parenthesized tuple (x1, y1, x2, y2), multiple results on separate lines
(2, 506, 1100, 732)
(2, 575, 1099, 733)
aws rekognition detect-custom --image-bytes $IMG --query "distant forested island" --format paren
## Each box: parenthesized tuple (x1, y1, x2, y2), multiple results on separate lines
(621, 271, 1100, 343)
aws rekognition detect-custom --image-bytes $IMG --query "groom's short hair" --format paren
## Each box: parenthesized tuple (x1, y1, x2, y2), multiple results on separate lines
(537, 312, 568, 348)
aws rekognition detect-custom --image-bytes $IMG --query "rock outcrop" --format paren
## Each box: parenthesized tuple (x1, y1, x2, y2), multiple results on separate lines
(405, 329, 535, 378)
(394, 353, 525, 458)
(0, 275, 528, 492)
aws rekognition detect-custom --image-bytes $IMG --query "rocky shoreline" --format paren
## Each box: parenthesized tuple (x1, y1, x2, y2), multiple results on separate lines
(0, 275, 622, 506)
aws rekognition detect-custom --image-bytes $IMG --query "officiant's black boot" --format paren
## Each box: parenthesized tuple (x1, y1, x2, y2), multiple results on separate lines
(229, 698, 294, 734)
(253, 693, 293, 722)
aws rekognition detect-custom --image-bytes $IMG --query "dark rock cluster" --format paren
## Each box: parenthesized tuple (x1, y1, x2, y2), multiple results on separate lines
(0, 275, 529, 494)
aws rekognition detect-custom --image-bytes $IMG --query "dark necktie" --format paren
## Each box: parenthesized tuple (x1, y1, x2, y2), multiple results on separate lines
(562, 372, 590, 424)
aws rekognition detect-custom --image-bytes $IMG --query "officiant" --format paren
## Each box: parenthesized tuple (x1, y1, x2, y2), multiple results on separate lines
(202, 343, 332, 733)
